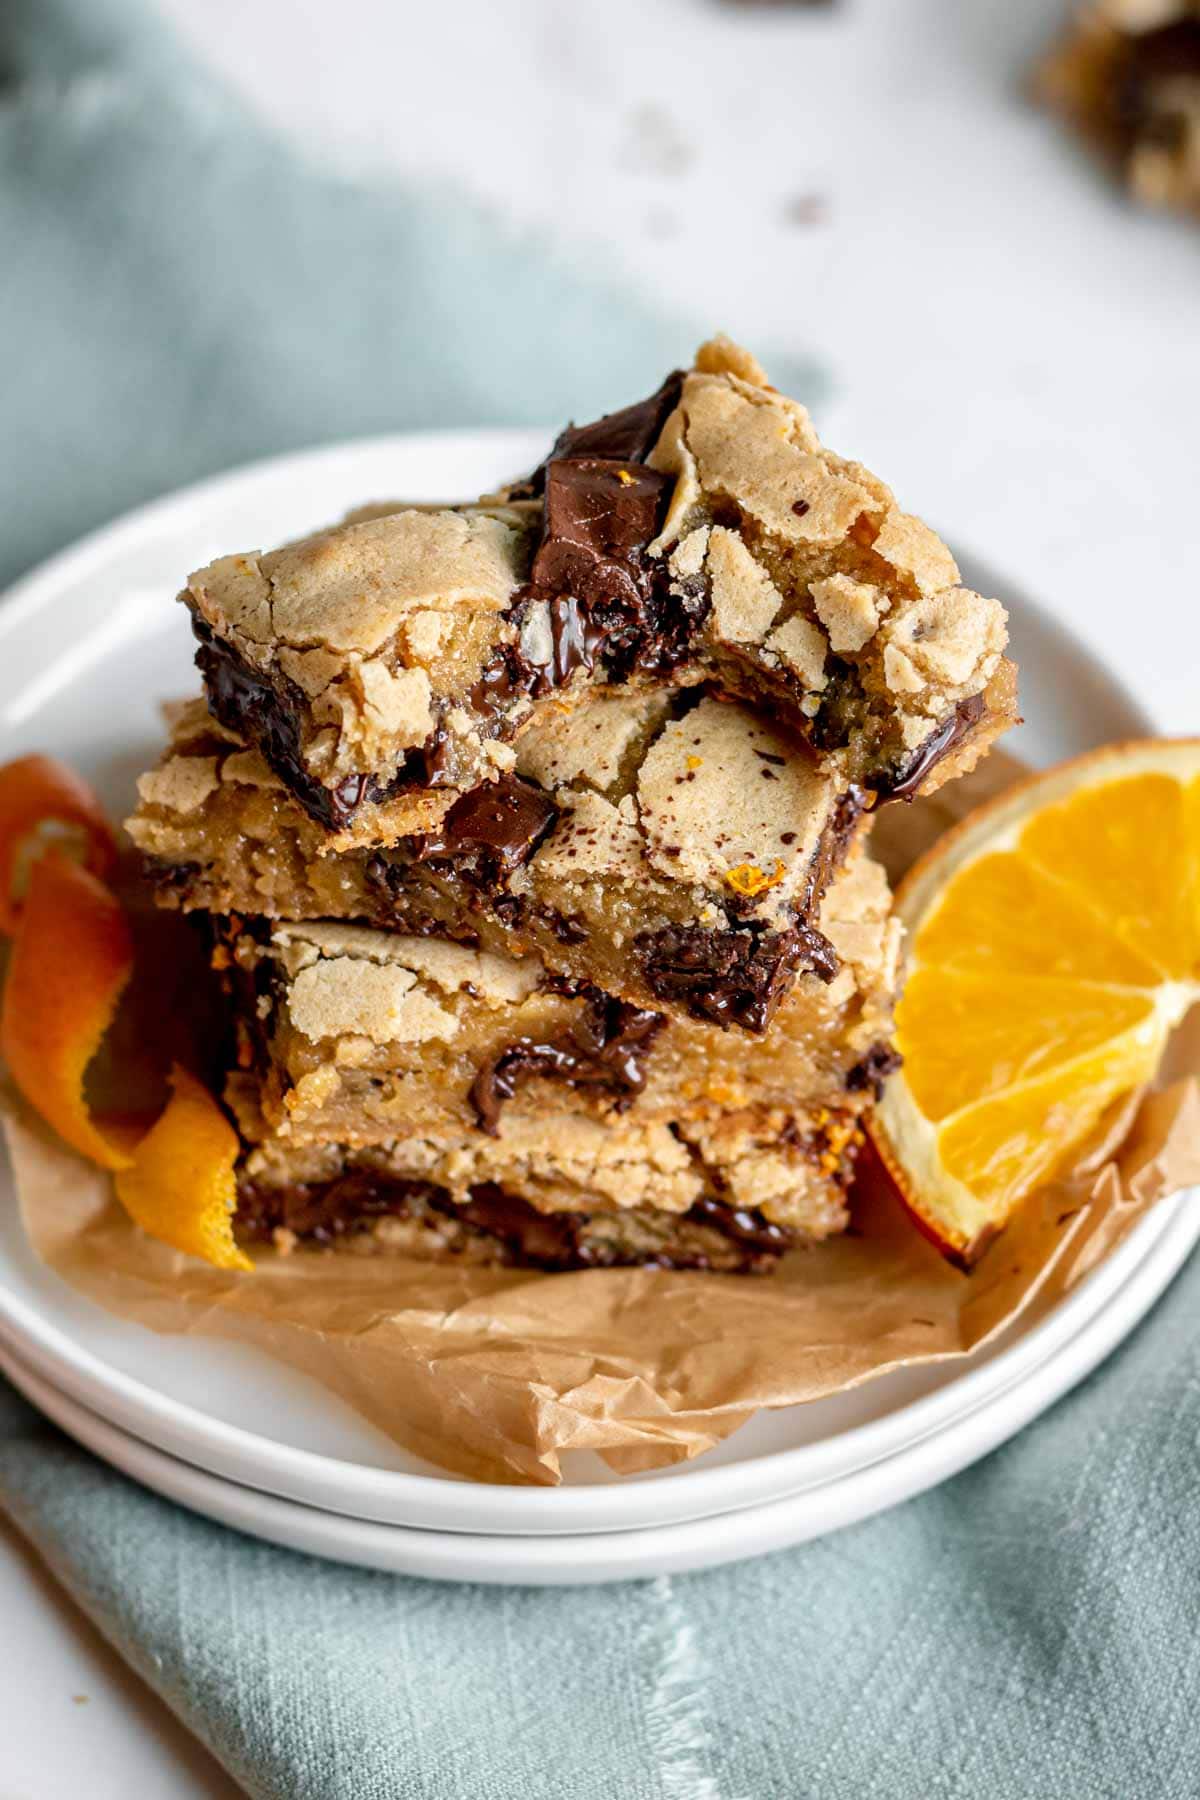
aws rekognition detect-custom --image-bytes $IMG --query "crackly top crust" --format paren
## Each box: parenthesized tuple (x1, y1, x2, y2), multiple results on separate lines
(183, 338, 1015, 842)
(519, 691, 841, 929)
(640, 340, 1013, 778)
(1038, 2, 1200, 216)
(185, 502, 539, 841)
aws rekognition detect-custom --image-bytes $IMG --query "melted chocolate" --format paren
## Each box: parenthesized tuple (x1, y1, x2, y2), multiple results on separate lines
(777, 783, 867, 929)
(508, 370, 684, 498)
(192, 375, 698, 830)
(236, 1166, 792, 1272)
(872, 693, 986, 805)
(448, 1182, 584, 1266)
(235, 1171, 435, 1245)
(504, 372, 710, 693)
(636, 921, 836, 1034)
(193, 609, 536, 832)
(513, 453, 708, 693)
(469, 989, 665, 1133)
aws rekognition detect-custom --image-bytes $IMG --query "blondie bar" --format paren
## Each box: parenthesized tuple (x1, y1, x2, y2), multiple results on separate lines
(232, 1110, 858, 1274)
(130, 693, 869, 1031)
(183, 338, 1015, 840)
(215, 850, 899, 1147)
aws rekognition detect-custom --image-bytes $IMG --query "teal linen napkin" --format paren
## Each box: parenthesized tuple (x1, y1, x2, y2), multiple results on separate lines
(3, 3, 1200, 1795)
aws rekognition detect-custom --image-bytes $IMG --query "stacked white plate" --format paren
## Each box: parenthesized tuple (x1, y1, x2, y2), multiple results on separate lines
(0, 435, 1192, 1586)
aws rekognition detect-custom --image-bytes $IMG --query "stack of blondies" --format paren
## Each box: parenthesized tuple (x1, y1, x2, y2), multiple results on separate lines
(128, 338, 1017, 1274)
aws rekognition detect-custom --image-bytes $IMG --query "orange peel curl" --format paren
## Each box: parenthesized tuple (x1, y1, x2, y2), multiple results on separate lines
(0, 754, 118, 935)
(114, 1065, 252, 1272)
(2, 851, 136, 1169)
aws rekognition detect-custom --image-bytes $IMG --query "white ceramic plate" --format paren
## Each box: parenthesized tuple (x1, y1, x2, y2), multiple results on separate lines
(0, 432, 1180, 1542)
(4, 1189, 1196, 1584)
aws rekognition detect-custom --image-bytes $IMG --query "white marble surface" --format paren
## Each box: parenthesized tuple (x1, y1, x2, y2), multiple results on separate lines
(9, 0, 1199, 1792)
(0, 1516, 239, 1797)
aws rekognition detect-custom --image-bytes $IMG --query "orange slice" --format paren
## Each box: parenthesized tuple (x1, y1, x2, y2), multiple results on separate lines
(872, 740, 1200, 1265)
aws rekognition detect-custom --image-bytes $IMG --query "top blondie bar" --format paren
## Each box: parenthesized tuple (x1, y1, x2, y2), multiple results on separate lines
(185, 336, 1017, 846)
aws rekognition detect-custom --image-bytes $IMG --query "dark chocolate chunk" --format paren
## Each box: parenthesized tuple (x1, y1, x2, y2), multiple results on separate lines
(533, 458, 672, 611)
(410, 774, 558, 881)
(636, 920, 837, 1034)
(499, 371, 711, 691)
(508, 370, 684, 499)
(235, 1170, 437, 1245)
(536, 906, 589, 946)
(807, 654, 861, 754)
(469, 988, 665, 1134)
(871, 693, 985, 805)
(192, 612, 530, 833)
(192, 618, 338, 821)
(514, 457, 691, 692)
(193, 617, 425, 831)
(846, 1041, 903, 1102)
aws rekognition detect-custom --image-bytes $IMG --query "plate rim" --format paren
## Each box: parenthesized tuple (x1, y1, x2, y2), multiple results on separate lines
(0, 426, 1177, 1538)
(3, 1194, 1193, 1534)
(4, 1189, 1196, 1583)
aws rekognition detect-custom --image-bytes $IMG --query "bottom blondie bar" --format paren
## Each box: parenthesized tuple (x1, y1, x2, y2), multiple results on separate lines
(231, 1084, 863, 1274)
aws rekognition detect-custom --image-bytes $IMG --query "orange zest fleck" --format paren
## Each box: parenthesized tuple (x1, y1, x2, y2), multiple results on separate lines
(0, 755, 118, 935)
(724, 860, 786, 899)
(1, 852, 136, 1169)
(115, 1065, 252, 1272)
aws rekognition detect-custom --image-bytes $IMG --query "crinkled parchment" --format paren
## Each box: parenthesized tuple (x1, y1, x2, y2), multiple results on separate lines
(5, 750, 1199, 1485)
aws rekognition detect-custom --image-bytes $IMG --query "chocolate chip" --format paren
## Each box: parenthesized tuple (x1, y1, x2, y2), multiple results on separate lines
(791, 498, 811, 517)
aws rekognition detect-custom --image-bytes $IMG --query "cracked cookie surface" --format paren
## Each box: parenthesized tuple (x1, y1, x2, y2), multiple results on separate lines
(215, 848, 899, 1157)
(130, 692, 871, 1031)
(184, 338, 1016, 840)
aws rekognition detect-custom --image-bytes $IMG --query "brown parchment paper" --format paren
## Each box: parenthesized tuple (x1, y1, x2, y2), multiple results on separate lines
(5, 749, 1200, 1486)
